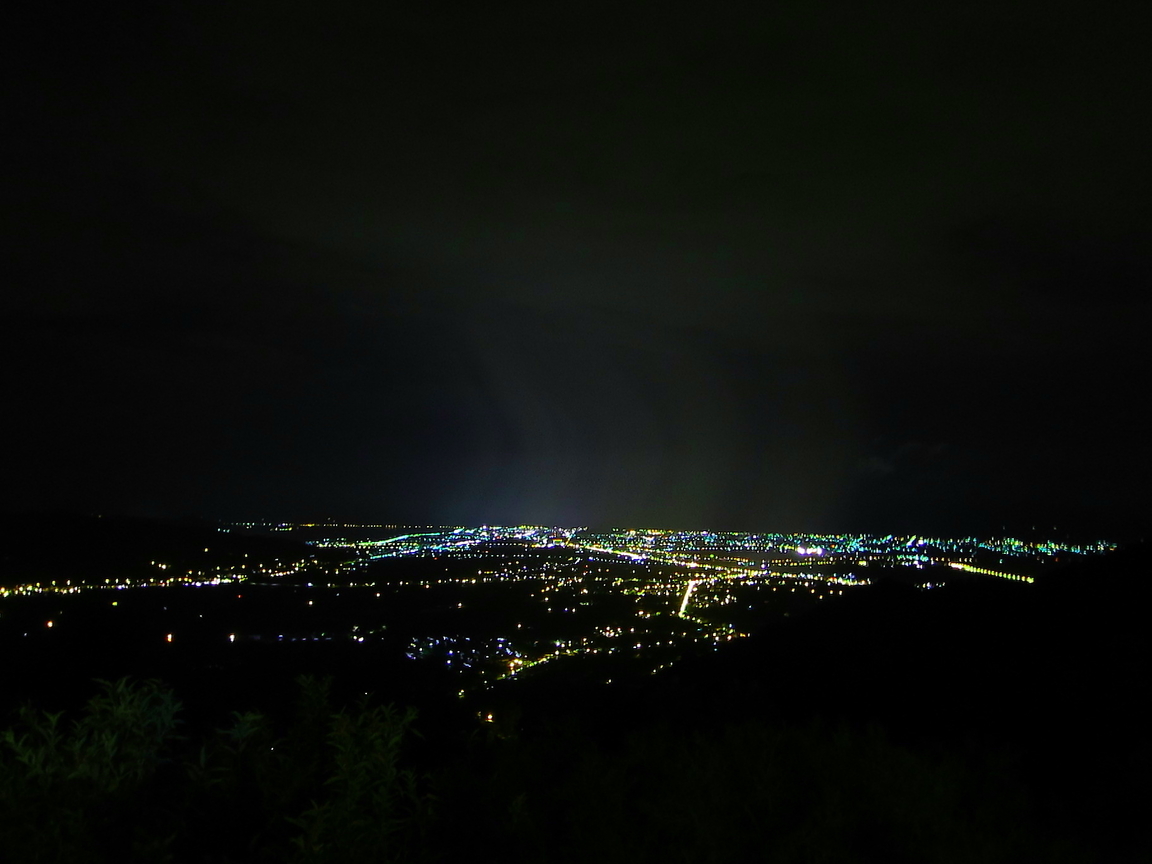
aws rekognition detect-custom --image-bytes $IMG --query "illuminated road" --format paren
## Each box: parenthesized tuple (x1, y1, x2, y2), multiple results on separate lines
(947, 562, 1034, 583)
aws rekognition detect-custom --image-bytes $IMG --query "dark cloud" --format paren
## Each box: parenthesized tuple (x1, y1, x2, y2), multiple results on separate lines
(3, 0, 1149, 536)
(950, 219, 1152, 305)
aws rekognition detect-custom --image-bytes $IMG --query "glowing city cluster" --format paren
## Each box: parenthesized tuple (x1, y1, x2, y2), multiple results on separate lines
(0, 521, 1118, 697)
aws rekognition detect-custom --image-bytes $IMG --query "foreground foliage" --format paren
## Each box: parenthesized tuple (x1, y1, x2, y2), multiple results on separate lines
(0, 678, 1107, 863)
(0, 678, 429, 863)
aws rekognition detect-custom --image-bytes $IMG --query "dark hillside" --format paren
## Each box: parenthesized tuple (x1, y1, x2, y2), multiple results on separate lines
(485, 545, 1149, 860)
(1, 522, 1145, 861)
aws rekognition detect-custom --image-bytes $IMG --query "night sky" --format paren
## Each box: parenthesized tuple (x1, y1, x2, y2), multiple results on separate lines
(5, 1, 1149, 537)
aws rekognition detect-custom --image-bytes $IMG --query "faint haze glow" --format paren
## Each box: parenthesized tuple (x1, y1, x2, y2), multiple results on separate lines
(2, 2, 1149, 538)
